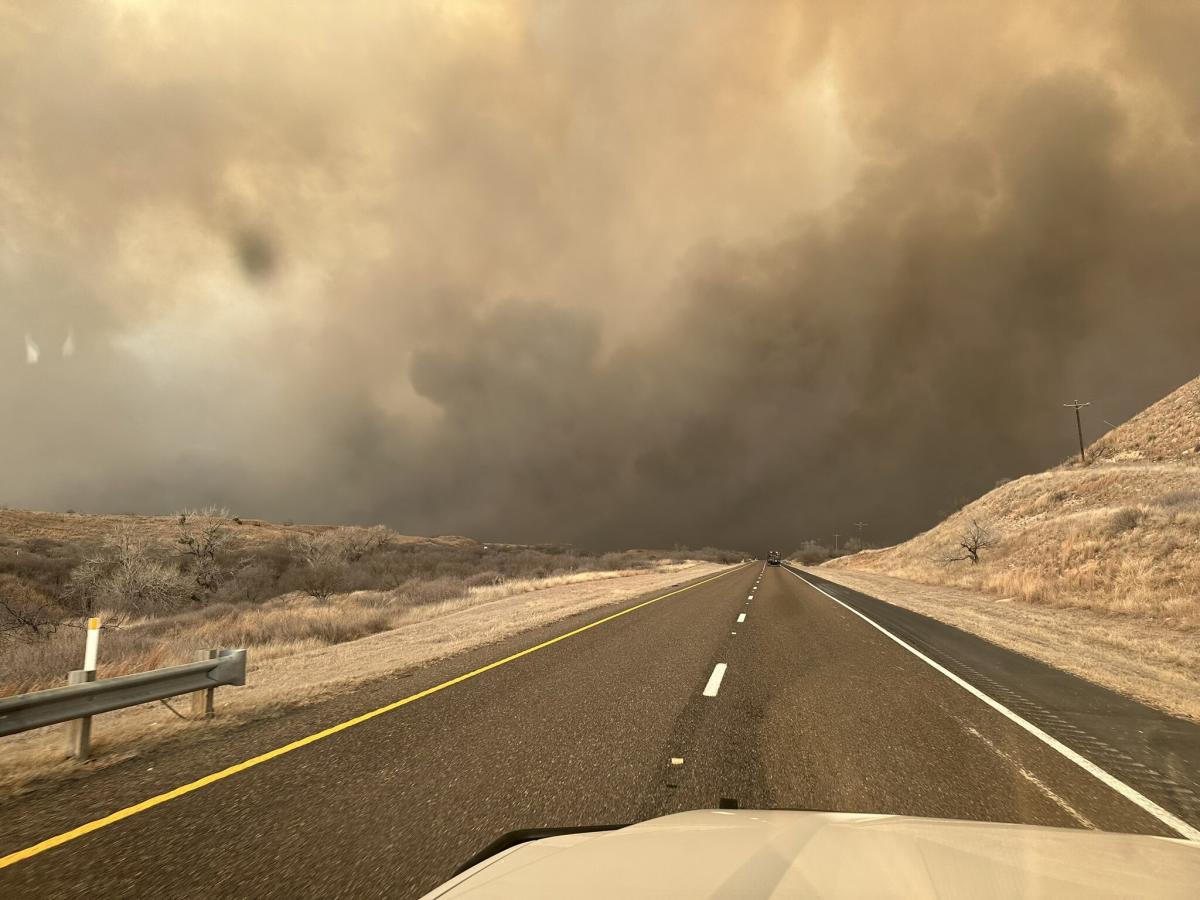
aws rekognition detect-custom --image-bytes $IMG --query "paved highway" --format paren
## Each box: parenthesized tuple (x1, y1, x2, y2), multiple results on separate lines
(1, 561, 1197, 897)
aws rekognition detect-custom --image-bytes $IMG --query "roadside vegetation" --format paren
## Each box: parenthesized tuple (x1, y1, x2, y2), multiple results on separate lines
(822, 462, 1199, 630)
(0, 507, 742, 696)
(815, 374, 1200, 718)
(789, 537, 873, 566)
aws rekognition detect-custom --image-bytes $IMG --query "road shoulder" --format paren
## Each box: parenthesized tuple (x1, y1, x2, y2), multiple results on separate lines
(808, 565, 1199, 723)
(794, 566, 1200, 837)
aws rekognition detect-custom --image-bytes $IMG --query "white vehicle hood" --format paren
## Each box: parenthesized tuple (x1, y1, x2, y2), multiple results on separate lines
(422, 809, 1200, 899)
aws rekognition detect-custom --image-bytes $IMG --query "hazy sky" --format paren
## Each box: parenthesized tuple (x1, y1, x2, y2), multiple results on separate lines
(3, 1, 1198, 549)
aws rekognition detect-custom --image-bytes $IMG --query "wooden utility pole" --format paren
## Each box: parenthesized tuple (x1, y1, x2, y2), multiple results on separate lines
(854, 521, 868, 535)
(1063, 400, 1091, 464)
(833, 533, 840, 553)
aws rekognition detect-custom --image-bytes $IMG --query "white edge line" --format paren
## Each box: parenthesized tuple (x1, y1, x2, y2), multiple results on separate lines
(703, 663, 728, 697)
(785, 567, 1200, 842)
(963, 723, 1095, 830)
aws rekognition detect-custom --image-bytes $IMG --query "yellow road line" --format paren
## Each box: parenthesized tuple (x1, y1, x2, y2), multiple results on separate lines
(0, 563, 750, 870)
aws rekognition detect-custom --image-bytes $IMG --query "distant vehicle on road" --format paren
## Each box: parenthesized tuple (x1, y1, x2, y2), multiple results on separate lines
(427, 809, 1200, 898)
(767, 550, 781, 566)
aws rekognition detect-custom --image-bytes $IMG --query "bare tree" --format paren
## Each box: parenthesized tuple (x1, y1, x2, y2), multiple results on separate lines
(0, 575, 66, 642)
(288, 532, 347, 601)
(67, 528, 189, 616)
(329, 525, 393, 562)
(286, 526, 393, 601)
(944, 519, 999, 564)
(176, 508, 234, 599)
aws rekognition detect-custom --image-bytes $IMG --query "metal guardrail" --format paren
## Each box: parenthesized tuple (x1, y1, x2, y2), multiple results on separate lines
(0, 649, 246, 755)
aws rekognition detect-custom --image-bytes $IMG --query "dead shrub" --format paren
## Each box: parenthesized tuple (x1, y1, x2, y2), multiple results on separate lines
(1105, 506, 1143, 536)
(464, 571, 506, 588)
(0, 575, 68, 642)
(67, 530, 190, 617)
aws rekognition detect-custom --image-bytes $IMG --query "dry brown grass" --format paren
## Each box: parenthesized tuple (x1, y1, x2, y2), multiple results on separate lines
(0, 564, 694, 697)
(824, 462, 1200, 630)
(0, 507, 425, 549)
(1087, 374, 1200, 463)
(0, 561, 727, 797)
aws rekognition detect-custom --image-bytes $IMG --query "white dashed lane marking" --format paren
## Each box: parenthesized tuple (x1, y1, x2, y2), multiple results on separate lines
(703, 663, 728, 697)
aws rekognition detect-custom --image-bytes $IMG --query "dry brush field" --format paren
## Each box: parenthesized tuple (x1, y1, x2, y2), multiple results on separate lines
(0, 507, 741, 795)
(0, 508, 741, 697)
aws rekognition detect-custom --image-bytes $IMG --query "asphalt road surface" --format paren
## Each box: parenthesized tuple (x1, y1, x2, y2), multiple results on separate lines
(2, 561, 1197, 898)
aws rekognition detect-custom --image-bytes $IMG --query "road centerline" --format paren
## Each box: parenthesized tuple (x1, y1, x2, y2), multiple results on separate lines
(702, 664, 728, 697)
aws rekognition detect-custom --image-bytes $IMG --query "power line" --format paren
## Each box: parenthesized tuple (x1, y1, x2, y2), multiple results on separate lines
(1063, 400, 1091, 464)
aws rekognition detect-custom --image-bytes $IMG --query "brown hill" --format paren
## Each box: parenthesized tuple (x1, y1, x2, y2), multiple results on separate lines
(815, 374, 1199, 718)
(1086, 375, 1200, 463)
(823, 374, 1200, 630)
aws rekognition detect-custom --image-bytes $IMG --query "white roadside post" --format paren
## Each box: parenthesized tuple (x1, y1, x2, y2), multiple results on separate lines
(65, 617, 100, 759)
(83, 617, 100, 673)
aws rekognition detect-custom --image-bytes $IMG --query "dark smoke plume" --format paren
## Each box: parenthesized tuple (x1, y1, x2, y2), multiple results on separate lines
(2, 2, 1198, 548)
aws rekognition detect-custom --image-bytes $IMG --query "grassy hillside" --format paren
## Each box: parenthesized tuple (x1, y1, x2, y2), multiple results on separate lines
(1088, 375, 1200, 463)
(824, 375, 1200, 632)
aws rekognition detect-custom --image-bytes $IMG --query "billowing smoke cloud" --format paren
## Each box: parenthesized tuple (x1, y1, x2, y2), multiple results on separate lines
(2, 1, 1198, 548)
